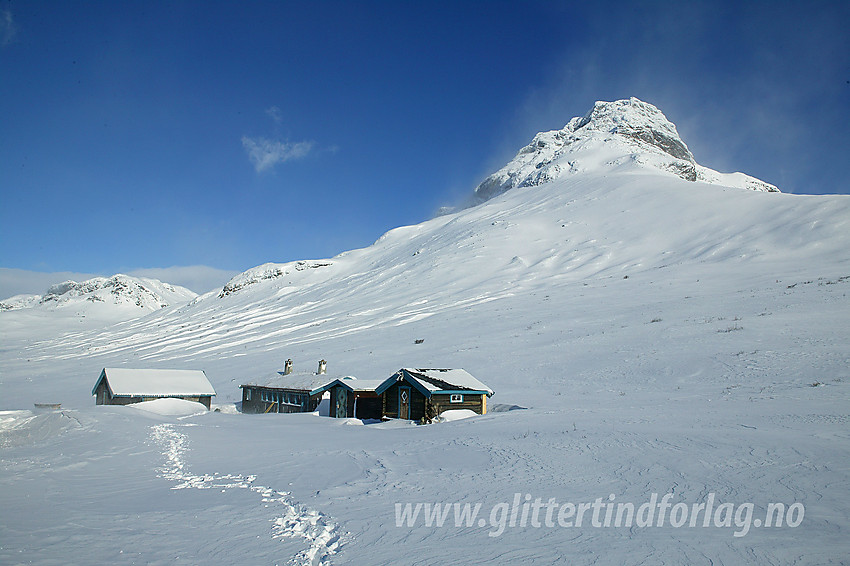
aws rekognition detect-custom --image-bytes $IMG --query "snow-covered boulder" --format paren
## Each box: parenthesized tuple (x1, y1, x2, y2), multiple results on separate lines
(128, 398, 209, 416)
(437, 409, 478, 422)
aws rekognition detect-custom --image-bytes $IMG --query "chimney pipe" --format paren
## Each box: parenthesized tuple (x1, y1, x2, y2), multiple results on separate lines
(284, 359, 293, 375)
(318, 359, 327, 375)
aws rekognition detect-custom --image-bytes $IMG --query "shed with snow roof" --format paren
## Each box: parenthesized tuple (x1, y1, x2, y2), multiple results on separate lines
(376, 368, 494, 422)
(92, 368, 216, 409)
(310, 378, 385, 420)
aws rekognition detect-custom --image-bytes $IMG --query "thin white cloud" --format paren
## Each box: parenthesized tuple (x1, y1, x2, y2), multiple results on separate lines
(265, 106, 283, 124)
(1, 9, 17, 46)
(241, 136, 314, 173)
(0, 268, 100, 299)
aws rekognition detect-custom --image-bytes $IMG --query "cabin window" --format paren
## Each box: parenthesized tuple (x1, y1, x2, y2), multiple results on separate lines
(246, 389, 252, 401)
(450, 394, 463, 403)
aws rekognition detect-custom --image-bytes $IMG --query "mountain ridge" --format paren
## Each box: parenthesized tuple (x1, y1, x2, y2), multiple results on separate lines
(0, 273, 197, 314)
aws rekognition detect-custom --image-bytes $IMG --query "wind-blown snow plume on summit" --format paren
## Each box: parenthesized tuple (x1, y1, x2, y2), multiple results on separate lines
(474, 97, 778, 203)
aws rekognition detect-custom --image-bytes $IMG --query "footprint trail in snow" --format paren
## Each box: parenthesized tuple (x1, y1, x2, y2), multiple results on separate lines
(149, 423, 346, 565)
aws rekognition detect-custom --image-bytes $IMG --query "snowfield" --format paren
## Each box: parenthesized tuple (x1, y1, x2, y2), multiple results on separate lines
(1, 99, 848, 564)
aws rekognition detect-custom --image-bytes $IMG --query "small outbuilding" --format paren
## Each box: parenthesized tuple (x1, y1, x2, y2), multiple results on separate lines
(92, 368, 216, 409)
(376, 368, 494, 421)
(311, 378, 385, 420)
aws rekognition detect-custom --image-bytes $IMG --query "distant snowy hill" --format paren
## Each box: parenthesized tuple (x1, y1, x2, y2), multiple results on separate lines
(0, 274, 196, 317)
(473, 97, 778, 204)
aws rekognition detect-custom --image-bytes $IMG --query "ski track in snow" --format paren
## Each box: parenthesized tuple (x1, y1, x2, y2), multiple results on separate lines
(148, 423, 346, 565)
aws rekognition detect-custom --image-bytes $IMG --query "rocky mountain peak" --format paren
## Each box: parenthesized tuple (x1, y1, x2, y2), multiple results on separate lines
(569, 97, 694, 162)
(473, 97, 777, 203)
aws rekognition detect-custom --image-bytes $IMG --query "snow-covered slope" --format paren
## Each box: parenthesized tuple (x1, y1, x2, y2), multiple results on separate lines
(1, 98, 848, 565)
(474, 97, 778, 203)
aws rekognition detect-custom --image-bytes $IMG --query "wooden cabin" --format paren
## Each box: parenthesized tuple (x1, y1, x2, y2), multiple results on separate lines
(311, 378, 384, 420)
(92, 368, 216, 409)
(376, 368, 494, 421)
(240, 360, 338, 414)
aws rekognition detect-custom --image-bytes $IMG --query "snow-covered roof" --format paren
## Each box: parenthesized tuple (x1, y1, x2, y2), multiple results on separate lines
(241, 371, 353, 392)
(405, 368, 494, 394)
(310, 378, 385, 395)
(343, 379, 385, 392)
(93, 368, 216, 397)
(376, 368, 494, 397)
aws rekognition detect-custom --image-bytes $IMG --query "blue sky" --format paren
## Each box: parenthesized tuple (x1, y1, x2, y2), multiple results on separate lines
(1, 1, 848, 295)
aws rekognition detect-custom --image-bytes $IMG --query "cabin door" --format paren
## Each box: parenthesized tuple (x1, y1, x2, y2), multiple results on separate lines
(399, 387, 411, 420)
(335, 388, 348, 418)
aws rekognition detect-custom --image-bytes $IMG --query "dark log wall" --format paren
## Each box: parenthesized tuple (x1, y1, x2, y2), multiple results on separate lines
(241, 386, 262, 413)
(94, 381, 109, 405)
(381, 382, 426, 420)
(354, 395, 382, 420)
(241, 386, 317, 414)
(95, 380, 212, 410)
(430, 393, 485, 416)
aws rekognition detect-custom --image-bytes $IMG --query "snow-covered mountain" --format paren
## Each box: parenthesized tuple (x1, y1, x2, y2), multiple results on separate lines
(3, 98, 846, 386)
(1, 98, 849, 565)
(0, 273, 196, 315)
(474, 97, 778, 203)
